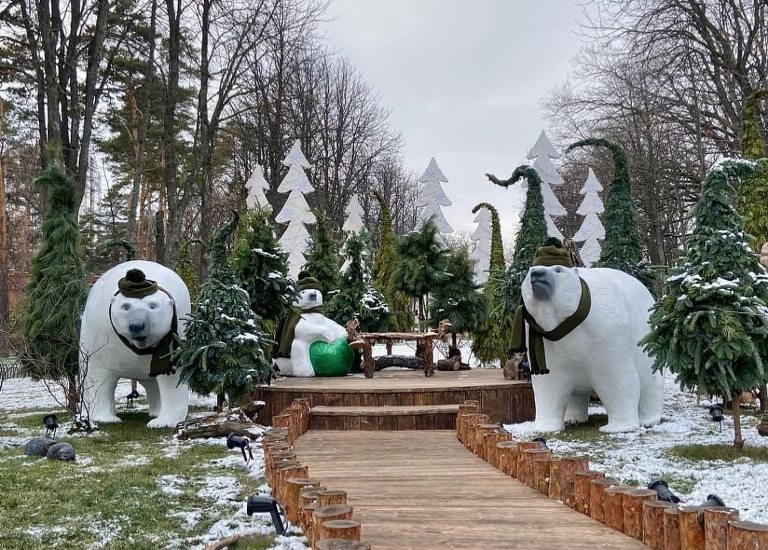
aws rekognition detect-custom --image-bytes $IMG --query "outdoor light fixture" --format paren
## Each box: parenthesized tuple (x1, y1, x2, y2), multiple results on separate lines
(701, 494, 725, 507)
(648, 480, 681, 503)
(227, 433, 254, 463)
(126, 390, 140, 408)
(532, 436, 548, 450)
(709, 405, 724, 422)
(246, 495, 285, 535)
(43, 414, 59, 438)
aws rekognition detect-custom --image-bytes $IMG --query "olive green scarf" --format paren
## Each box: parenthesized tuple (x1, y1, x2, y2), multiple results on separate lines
(510, 278, 591, 375)
(275, 306, 325, 359)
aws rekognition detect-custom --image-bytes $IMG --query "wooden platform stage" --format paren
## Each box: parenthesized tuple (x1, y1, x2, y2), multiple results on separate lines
(257, 368, 535, 428)
(293, 430, 647, 549)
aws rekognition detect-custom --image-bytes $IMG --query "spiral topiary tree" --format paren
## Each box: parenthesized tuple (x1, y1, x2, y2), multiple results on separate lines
(175, 212, 272, 410)
(641, 160, 768, 448)
(20, 164, 89, 412)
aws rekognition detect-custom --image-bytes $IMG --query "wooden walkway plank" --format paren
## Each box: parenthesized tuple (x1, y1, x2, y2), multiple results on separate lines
(293, 430, 647, 549)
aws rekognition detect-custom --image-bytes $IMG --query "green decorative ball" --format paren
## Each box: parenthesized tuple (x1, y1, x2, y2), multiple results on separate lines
(309, 338, 353, 377)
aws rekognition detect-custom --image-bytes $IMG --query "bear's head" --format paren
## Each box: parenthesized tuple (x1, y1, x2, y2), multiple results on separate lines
(294, 273, 323, 311)
(110, 269, 175, 349)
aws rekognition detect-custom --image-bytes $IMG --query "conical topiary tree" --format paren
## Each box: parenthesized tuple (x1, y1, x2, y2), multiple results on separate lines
(327, 231, 389, 332)
(470, 202, 508, 365)
(175, 212, 272, 410)
(566, 138, 653, 290)
(303, 213, 340, 294)
(737, 90, 768, 250)
(20, 164, 89, 412)
(430, 246, 486, 349)
(641, 160, 768, 448)
(372, 191, 413, 331)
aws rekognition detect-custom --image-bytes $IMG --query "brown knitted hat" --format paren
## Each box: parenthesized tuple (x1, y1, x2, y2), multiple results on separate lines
(532, 238, 573, 268)
(118, 269, 158, 298)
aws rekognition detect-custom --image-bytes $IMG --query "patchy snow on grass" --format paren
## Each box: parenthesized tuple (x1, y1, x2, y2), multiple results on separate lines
(504, 371, 768, 523)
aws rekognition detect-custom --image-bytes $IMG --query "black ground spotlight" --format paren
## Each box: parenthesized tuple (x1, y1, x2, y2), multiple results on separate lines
(126, 390, 140, 408)
(701, 494, 725, 507)
(709, 405, 724, 432)
(43, 414, 59, 438)
(648, 480, 681, 503)
(227, 433, 254, 463)
(532, 436, 548, 450)
(246, 495, 285, 535)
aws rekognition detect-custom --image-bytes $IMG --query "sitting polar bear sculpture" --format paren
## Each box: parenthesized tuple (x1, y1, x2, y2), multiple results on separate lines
(274, 275, 352, 377)
(81, 260, 191, 428)
(518, 249, 664, 433)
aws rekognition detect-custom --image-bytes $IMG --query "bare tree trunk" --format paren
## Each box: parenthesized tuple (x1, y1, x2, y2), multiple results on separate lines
(732, 392, 744, 449)
(155, 210, 166, 265)
(759, 383, 767, 413)
(0, 99, 9, 349)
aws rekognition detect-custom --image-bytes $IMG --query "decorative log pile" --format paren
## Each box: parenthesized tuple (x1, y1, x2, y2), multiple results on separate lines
(265, 400, 371, 549)
(455, 400, 768, 550)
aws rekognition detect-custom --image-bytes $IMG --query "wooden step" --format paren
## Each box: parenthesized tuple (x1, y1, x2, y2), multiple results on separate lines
(310, 404, 461, 430)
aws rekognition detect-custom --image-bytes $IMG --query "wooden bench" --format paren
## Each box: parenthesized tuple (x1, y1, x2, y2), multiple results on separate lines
(358, 332, 439, 378)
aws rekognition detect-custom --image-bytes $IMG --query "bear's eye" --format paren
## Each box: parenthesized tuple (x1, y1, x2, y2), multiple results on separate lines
(148, 303, 157, 310)
(555, 267, 563, 273)
(121, 304, 131, 311)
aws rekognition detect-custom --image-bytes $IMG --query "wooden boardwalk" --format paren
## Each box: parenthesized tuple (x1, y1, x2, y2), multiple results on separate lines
(293, 430, 647, 549)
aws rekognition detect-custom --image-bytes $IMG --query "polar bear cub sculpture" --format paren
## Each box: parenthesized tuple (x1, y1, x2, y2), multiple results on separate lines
(522, 265, 664, 433)
(81, 260, 191, 428)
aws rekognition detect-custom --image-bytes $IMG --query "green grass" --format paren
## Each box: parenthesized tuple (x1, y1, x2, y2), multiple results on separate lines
(0, 410, 283, 549)
(558, 414, 609, 443)
(668, 444, 768, 463)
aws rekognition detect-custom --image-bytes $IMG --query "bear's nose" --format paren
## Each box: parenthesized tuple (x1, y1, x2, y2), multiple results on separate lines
(530, 268, 547, 282)
(308, 292, 317, 301)
(129, 321, 146, 333)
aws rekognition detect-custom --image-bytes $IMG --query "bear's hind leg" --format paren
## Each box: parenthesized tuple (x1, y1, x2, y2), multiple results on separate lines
(638, 366, 665, 427)
(84, 370, 122, 423)
(593, 367, 641, 433)
(564, 391, 591, 425)
(146, 373, 189, 428)
(141, 378, 160, 417)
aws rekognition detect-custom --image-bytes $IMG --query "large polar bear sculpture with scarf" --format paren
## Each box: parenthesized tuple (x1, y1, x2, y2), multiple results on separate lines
(511, 242, 664, 433)
(81, 260, 191, 428)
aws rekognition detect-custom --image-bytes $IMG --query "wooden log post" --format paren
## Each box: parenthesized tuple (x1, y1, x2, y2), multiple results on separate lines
(269, 459, 300, 496)
(520, 449, 550, 488)
(559, 456, 590, 509)
(491, 432, 512, 469)
(361, 339, 375, 378)
(548, 458, 562, 501)
(302, 502, 318, 536)
(266, 451, 296, 485)
(703, 507, 739, 550)
(574, 471, 605, 515)
(285, 478, 322, 525)
(533, 455, 552, 495)
(316, 540, 372, 550)
(678, 506, 705, 550)
(482, 427, 501, 464)
(496, 441, 517, 475)
(643, 500, 675, 550)
(456, 403, 479, 442)
(589, 478, 616, 523)
(513, 441, 539, 480)
(276, 464, 308, 505)
(603, 485, 633, 533)
(422, 335, 435, 377)
(726, 521, 768, 550)
(478, 424, 499, 461)
(664, 506, 682, 550)
(300, 488, 325, 515)
(318, 519, 362, 543)
(316, 490, 348, 508)
(623, 488, 658, 540)
(272, 414, 293, 441)
(313, 505, 354, 549)
(294, 398, 312, 434)
(465, 414, 488, 452)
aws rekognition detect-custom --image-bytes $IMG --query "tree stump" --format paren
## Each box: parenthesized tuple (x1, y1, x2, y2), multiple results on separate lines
(603, 485, 633, 532)
(496, 441, 518, 475)
(269, 459, 300, 494)
(318, 519, 362, 542)
(589, 478, 616, 523)
(548, 458, 562, 501)
(316, 490, 348, 508)
(285, 478, 322, 524)
(703, 507, 739, 550)
(623, 488, 658, 540)
(491, 433, 512, 469)
(521, 449, 550, 488)
(559, 456, 590, 509)
(276, 464, 308, 504)
(316, 540, 372, 550)
(664, 506, 682, 550)
(313, 504, 354, 547)
(574, 471, 605, 515)
(533, 455, 552, 494)
(478, 424, 500, 461)
(375, 355, 424, 370)
(456, 403, 479, 442)
(679, 506, 705, 550)
(301, 502, 318, 533)
(726, 520, 768, 549)
(300, 488, 325, 513)
(643, 500, 675, 550)
(514, 441, 539, 479)
(465, 414, 488, 452)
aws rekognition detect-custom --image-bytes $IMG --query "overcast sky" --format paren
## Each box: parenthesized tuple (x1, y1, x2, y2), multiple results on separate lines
(321, 0, 587, 244)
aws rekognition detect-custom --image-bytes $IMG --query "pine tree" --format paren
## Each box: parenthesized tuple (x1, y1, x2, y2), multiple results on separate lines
(20, 164, 89, 412)
(736, 90, 768, 249)
(303, 213, 340, 293)
(276, 139, 315, 278)
(175, 212, 272, 408)
(415, 157, 453, 235)
(392, 219, 447, 325)
(372, 191, 413, 331)
(231, 209, 295, 345)
(470, 202, 508, 365)
(641, 160, 768, 448)
(430, 246, 486, 348)
(573, 167, 606, 267)
(528, 130, 566, 239)
(327, 231, 389, 332)
(566, 138, 653, 289)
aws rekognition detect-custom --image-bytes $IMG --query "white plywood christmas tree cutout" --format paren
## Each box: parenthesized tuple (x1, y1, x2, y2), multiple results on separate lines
(527, 129, 561, 162)
(546, 214, 565, 241)
(526, 131, 566, 240)
(340, 194, 366, 272)
(573, 167, 606, 267)
(470, 207, 492, 285)
(276, 139, 315, 278)
(415, 157, 453, 234)
(245, 164, 271, 212)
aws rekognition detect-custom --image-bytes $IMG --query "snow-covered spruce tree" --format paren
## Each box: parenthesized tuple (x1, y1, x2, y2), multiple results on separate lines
(471, 202, 509, 365)
(430, 245, 486, 349)
(566, 138, 654, 290)
(392, 218, 447, 326)
(372, 191, 413, 331)
(175, 212, 272, 409)
(486, 165, 548, 329)
(20, 164, 89, 412)
(303, 213, 340, 294)
(327, 231, 389, 332)
(737, 89, 768, 249)
(231, 208, 295, 346)
(641, 160, 768, 448)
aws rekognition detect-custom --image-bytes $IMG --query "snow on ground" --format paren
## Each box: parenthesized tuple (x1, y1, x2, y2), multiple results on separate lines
(504, 371, 768, 523)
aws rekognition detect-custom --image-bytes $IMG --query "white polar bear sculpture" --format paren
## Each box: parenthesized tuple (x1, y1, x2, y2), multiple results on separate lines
(519, 260, 664, 433)
(274, 276, 352, 377)
(81, 260, 191, 428)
